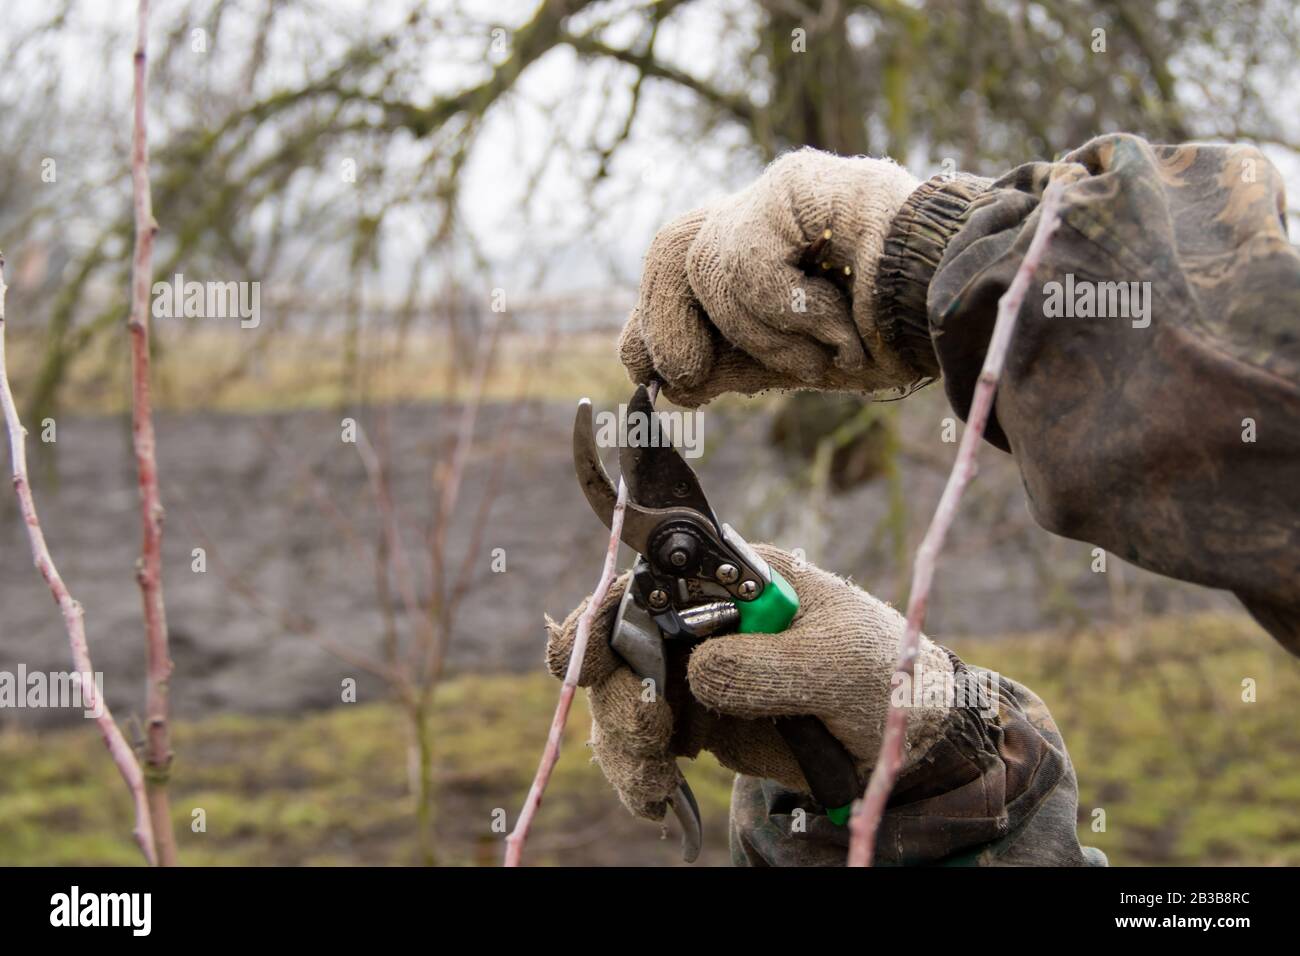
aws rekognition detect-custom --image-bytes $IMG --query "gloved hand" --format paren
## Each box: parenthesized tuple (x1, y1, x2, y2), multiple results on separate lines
(544, 544, 954, 822)
(618, 148, 922, 407)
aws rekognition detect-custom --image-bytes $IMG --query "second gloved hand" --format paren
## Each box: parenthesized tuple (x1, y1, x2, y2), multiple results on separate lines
(618, 148, 923, 407)
(544, 544, 955, 822)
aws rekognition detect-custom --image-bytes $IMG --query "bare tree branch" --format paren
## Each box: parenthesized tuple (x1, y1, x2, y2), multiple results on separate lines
(0, 255, 158, 866)
(567, 34, 760, 128)
(127, 0, 178, 867)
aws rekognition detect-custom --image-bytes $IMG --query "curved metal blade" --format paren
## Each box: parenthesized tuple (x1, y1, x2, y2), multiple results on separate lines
(670, 779, 703, 863)
(619, 384, 716, 521)
(573, 398, 619, 530)
(574, 396, 711, 556)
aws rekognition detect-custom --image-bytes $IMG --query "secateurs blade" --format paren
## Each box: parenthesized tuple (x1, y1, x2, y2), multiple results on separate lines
(573, 384, 861, 862)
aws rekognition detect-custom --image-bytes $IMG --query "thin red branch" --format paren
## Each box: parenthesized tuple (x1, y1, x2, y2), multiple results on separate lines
(0, 258, 158, 866)
(847, 183, 1066, 867)
(127, 0, 177, 866)
(176, 497, 414, 697)
(503, 479, 629, 867)
(354, 421, 434, 679)
(254, 418, 374, 573)
(448, 331, 556, 610)
(427, 314, 505, 661)
(503, 380, 659, 866)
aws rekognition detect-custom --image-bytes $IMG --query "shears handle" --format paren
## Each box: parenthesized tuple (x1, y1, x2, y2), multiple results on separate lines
(773, 716, 860, 825)
(735, 565, 799, 632)
(738, 568, 860, 826)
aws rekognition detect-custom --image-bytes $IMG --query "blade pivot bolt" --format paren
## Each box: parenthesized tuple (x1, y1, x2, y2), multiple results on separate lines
(655, 529, 699, 574)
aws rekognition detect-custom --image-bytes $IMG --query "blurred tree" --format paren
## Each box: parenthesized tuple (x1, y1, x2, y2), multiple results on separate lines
(3, 0, 1298, 423)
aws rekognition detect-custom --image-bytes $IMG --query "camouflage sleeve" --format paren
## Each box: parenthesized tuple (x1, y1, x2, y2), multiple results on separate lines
(728, 660, 1105, 867)
(882, 133, 1300, 655)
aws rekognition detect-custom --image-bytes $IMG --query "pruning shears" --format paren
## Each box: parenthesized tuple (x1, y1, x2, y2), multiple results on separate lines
(573, 384, 860, 862)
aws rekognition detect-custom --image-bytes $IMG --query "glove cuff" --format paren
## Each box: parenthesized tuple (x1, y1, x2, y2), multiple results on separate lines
(875, 173, 993, 378)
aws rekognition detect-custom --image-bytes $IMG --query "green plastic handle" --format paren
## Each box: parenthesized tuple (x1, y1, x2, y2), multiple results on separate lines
(734, 568, 799, 634)
(735, 569, 855, 827)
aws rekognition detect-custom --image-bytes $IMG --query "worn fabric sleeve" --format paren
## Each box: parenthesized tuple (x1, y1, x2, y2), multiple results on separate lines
(884, 133, 1300, 654)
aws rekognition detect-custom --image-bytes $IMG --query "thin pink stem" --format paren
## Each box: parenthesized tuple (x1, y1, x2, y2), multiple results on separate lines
(503, 479, 628, 867)
(0, 258, 158, 866)
(126, 0, 177, 866)
(427, 315, 504, 684)
(847, 183, 1066, 866)
(504, 381, 658, 866)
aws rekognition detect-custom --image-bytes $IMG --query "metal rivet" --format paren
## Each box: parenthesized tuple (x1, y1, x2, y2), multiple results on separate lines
(716, 563, 739, 585)
(648, 589, 670, 610)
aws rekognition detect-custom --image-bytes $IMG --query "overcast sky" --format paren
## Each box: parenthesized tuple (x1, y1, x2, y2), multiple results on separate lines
(3, 0, 1298, 311)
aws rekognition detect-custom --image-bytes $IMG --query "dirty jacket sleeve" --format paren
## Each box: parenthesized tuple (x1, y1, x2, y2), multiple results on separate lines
(876, 133, 1300, 655)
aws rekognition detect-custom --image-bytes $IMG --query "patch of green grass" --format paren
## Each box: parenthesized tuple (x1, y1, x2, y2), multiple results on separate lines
(945, 612, 1300, 866)
(1, 612, 1296, 865)
(0, 673, 738, 866)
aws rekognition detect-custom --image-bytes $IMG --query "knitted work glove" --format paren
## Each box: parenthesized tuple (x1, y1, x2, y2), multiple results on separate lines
(619, 148, 922, 407)
(544, 544, 953, 822)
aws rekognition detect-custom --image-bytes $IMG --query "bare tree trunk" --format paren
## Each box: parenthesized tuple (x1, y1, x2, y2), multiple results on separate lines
(411, 700, 437, 866)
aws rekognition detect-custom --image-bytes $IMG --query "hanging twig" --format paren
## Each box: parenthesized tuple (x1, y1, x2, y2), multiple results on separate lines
(354, 420, 432, 674)
(847, 183, 1066, 866)
(0, 257, 158, 866)
(504, 381, 659, 866)
(426, 313, 505, 683)
(126, 0, 178, 866)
